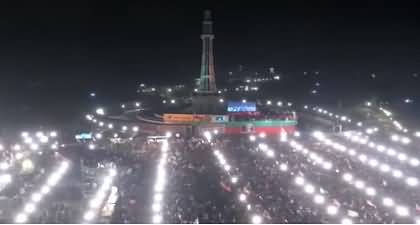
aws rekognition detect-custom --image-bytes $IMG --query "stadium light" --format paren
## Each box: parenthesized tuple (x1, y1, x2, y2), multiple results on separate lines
(314, 195, 325, 205)
(251, 215, 262, 224)
(382, 197, 394, 207)
(326, 205, 338, 215)
(95, 108, 105, 115)
(14, 213, 28, 223)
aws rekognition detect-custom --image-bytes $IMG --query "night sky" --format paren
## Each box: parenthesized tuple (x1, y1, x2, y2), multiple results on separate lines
(0, 0, 419, 128)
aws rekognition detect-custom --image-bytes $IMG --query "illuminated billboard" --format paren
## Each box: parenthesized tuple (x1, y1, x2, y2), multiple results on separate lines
(75, 133, 92, 140)
(163, 114, 211, 123)
(227, 101, 256, 112)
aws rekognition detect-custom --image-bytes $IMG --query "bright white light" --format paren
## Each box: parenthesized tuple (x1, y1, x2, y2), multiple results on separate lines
(382, 197, 394, 207)
(280, 131, 288, 142)
(326, 205, 338, 215)
(84, 211, 95, 221)
(99, 121, 104, 127)
(322, 162, 332, 170)
(249, 135, 256, 142)
(295, 177, 305, 186)
(0, 162, 9, 170)
(304, 184, 315, 194)
(88, 144, 95, 150)
(277, 101, 283, 106)
(109, 168, 117, 177)
(41, 186, 51, 194)
(355, 180, 365, 189)
(358, 154, 367, 162)
(376, 145, 385, 152)
(387, 149, 397, 156)
(391, 134, 400, 142)
(154, 193, 163, 202)
(170, 99, 176, 104)
(366, 187, 376, 196)
(89, 198, 101, 209)
(406, 177, 418, 186)
(398, 153, 407, 161)
(122, 126, 128, 131)
(258, 143, 268, 151)
(30, 143, 39, 151)
(341, 218, 353, 224)
(312, 131, 324, 139)
(15, 152, 23, 160)
(22, 159, 34, 172)
(239, 193, 247, 202)
(231, 176, 238, 184)
(251, 215, 262, 224)
(165, 131, 172, 138)
(242, 99, 247, 103)
(392, 170, 403, 178)
(204, 131, 212, 142)
(31, 193, 42, 202)
(50, 131, 57, 138)
(15, 213, 28, 223)
(314, 195, 325, 204)
(13, 144, 22, 151)
(280, 164, 288, 171)
(410, 158, 420, 167)
(266, 100, 272, 105)
(259, 133, 266, 138)
(152, 214, 162, 223)
(415, 132, 420, 137)
(152, 203, 162, 212)
(21, 132, 29, 138)
(368, 159, 378, 167)
(36, 132, 44, 138)
(0, 174, 12, 183)
(379, 164, 390, 173)
(266, 150, 274, 157)
(95, 133, 102, 139)
(96, 108, 105, 115)
(401, 137, 411, 144)
(343, 173, 353, 182)
(24, 203, 36, 213)
(396, 206, 409, 217)
(132, 126, 139, 132)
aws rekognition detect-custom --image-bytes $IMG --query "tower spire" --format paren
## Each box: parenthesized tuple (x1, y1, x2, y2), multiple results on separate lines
(198, 9, 217, 94)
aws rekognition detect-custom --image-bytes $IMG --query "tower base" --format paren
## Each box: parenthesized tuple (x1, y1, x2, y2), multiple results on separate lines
(192, 93, 223, 114)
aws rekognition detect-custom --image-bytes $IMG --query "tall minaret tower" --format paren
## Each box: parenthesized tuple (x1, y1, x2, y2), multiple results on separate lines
(198, 10, 217, 94)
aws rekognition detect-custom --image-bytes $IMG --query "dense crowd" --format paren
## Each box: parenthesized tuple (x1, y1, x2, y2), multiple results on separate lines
(3, 126, 419, 224)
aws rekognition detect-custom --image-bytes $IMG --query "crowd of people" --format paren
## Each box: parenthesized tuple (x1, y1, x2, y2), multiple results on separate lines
(3, 125, 418, 224)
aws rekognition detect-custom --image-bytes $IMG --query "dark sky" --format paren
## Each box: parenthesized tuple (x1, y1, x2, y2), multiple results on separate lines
(0, 0, 419, 127)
